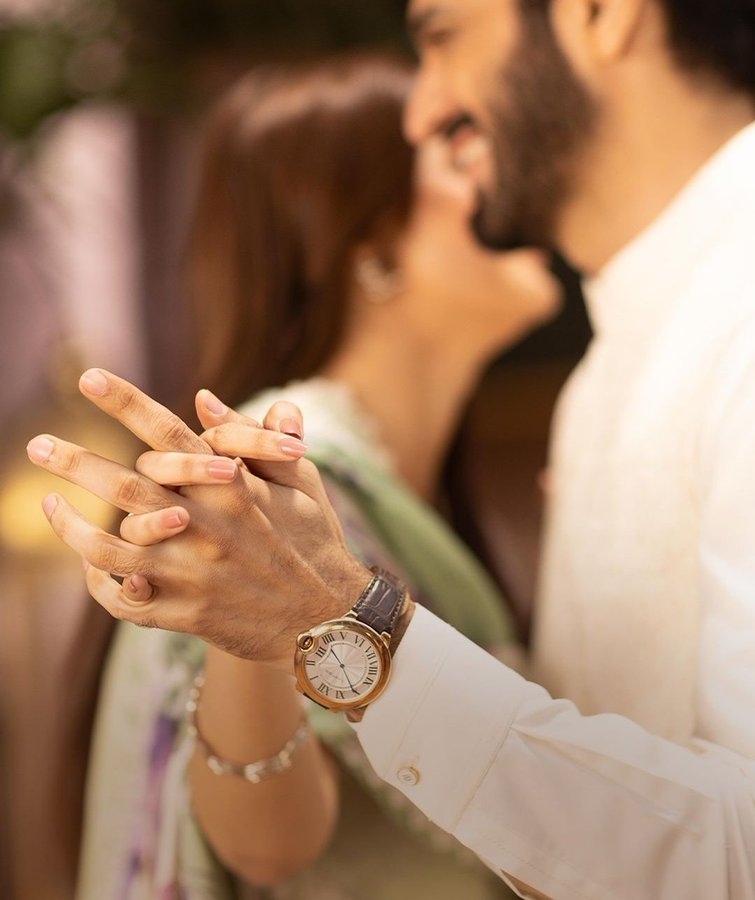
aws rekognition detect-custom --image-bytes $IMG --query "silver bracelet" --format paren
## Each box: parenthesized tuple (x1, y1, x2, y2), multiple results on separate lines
(186, 674, 310, 783)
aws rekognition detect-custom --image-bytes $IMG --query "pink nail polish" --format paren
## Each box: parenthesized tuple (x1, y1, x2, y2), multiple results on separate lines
(201, 390, 227, 416)
(80, 369, 108, 396)
(279, 437, 308, 457)
(42, 494, 58, 517)
(279, 418, 303, 440)
(127, 574, 151, 599)
(27, 436, 54, 462)
(207, 459, 237, 480)
(164, 509, 188, 529)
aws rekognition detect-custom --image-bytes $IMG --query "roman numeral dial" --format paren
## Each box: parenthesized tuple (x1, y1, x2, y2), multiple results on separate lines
(294, 572, 405, 712)
(296, 623, 391, 709)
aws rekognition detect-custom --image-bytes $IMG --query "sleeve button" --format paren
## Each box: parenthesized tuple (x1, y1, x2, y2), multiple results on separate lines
(396, 765, 420, 786)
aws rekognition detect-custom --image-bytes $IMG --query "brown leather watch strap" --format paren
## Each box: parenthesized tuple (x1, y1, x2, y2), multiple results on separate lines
(352, 567, 406, 636)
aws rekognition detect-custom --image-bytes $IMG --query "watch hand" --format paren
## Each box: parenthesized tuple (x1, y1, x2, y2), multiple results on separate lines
(328, 647, 344, 666)
(340, 667, 356, 692)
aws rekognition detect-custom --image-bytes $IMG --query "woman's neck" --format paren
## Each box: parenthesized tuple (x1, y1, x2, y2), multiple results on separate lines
(321, 304, 490, 500)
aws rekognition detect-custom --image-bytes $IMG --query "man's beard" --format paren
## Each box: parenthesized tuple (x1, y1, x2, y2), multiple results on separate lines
(472, 6, 598, 251)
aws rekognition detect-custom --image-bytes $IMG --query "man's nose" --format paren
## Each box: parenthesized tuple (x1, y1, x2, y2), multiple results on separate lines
(403, 67, 455, 146)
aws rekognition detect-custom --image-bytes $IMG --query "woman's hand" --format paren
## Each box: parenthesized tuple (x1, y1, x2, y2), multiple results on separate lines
(27, 369, 370, 669)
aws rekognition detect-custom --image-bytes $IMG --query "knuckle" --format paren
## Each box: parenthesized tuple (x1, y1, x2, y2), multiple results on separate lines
(112, 385, 137, 415)
(295, 458, 321, 491)
(49, 509, 67, 540)
(93, 541, 122, 573)
(211, 423, 236, 447)
(230, 477, 258, 513)
(153, 413, 191, 450)
(94, 538, 145, 578)
(55, 445, 80, 476)
(205, 529, 234, 563)
(115, 471, 146, 509)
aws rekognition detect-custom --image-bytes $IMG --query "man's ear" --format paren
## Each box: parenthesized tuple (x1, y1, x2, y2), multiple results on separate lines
(582, 0, 648, 61)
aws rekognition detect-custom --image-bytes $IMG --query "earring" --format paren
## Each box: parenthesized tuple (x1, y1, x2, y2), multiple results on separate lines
(356, 256, 403, 304)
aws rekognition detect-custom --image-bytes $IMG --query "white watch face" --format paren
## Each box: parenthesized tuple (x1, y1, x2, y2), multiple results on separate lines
(304, 628, 384, 705)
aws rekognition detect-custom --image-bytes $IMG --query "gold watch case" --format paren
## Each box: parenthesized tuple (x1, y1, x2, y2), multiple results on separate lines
(294, 615, 393, 712)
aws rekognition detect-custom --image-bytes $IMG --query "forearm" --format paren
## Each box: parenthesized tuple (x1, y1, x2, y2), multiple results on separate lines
(189, 646, 338, 886)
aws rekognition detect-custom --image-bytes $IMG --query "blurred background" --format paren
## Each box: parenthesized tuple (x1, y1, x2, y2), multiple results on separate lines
(0, 2, 590, 897)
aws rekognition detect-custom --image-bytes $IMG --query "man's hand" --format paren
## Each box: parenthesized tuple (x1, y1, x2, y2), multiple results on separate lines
(27, 370, 370, 668)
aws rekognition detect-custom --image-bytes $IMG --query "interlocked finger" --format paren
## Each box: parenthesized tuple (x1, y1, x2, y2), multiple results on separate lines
(244, 398, 314, 488)
(84, 564, 158, 623)
(119, 506, 190, 546)
(199, 422, 308, 462)
(135, 451, 242, 486)
(262, 400, 305, 440)
(42, 493, 155, 578)
(195, 388, 263, 432)
(27, 434, 177, 513)
(196, 390, 307, 458)
(79, 368, 210, 454)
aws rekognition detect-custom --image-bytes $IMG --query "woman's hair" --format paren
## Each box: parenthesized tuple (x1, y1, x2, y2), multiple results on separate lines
(188, 53, 415, 407)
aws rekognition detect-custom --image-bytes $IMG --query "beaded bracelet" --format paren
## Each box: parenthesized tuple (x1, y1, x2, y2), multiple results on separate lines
(186, 674, 310, 783)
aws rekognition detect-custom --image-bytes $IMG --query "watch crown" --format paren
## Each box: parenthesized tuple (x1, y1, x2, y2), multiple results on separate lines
(297, 633, 315, 651)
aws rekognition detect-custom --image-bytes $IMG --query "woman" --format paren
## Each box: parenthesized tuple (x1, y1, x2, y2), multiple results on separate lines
(76, 55, 559, 899)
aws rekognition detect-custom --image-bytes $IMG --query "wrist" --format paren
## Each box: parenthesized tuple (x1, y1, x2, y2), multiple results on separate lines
(188, 673, 310, 783)
(323, 559, 374, 620)
(294, 566, 408, 715)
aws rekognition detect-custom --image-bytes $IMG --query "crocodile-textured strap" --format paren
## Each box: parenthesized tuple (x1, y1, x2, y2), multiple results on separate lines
(352, 566, 407, 636)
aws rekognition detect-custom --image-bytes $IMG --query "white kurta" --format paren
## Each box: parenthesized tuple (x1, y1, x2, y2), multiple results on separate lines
(354, 122, 755, 899)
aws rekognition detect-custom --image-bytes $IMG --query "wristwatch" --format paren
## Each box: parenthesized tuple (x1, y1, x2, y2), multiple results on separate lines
(294, 567, 408, 713)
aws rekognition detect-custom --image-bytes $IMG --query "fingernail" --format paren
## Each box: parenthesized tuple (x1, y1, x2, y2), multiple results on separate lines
(80, 369, 108, 396)
(27, 436, 54, 462)
(42, 494, 59, 518)
(126, 574, 149, 595)
(279, 437, 308, 458)
(163, 508, 188, 529)
(206, 458, 238, 480)
(279, 418, 303, 440)
(200, 390, 227, 417)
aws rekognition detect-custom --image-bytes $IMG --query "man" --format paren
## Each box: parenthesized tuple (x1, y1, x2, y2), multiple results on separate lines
(28, 0, 755, 896)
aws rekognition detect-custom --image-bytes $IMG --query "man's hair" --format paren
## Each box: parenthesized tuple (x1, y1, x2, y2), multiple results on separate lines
(521, 0, 755, 94)
(660, 0, 755, 94)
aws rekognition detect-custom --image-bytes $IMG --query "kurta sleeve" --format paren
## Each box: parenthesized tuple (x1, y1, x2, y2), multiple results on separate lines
(353, 605, 755, 899)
